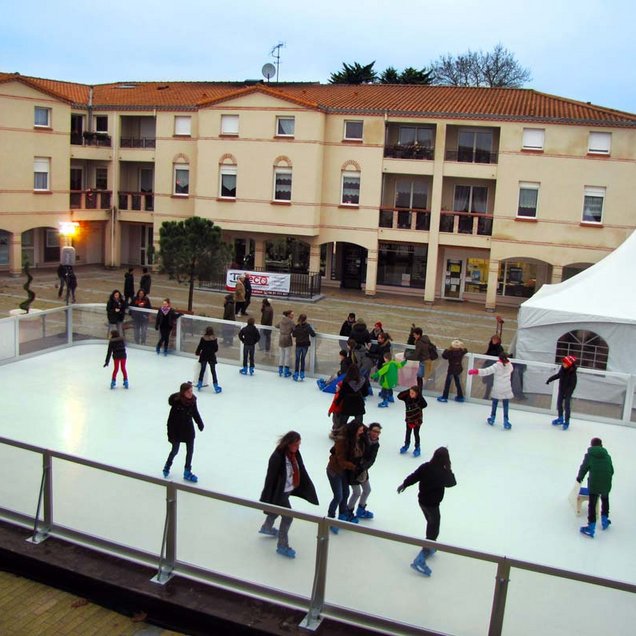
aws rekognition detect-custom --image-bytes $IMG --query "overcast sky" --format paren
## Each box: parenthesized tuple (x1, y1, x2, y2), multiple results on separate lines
(1, 0, 634, 113)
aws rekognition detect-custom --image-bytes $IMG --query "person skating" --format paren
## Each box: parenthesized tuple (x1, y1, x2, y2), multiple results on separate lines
(481, 335, 504, 399)
(405, 328, 437, 391)
(317, 349, 351, 391)
(397, 446, 457, 576)
(276, 310, 294, 377)
(546, 355, 578, 430)
(155, 298, 182, 356)
(195, 326, 222, 393)
(347, 423, 381, 520)
(291, 313, 316, 381)
(130, 289, 152, 345)
(576, 437, 613, 537)
(103, 330, 128, 389)
(238, 317, 260, 375)
(163, 382, 204, 482)
(437, 339, 468, 403)
(371, 351, 407, 407)
(397, 386, 428, 457)
(338, 364, 367, 427)
(259, 431, 319, 558)
(468, 352, 514, 429)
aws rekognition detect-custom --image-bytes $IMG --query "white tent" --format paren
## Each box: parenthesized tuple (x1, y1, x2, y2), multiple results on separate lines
(515, 230, 636, 375)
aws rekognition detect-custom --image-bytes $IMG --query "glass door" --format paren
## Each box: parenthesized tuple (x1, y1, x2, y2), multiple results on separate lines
(444, 258, 463, 299)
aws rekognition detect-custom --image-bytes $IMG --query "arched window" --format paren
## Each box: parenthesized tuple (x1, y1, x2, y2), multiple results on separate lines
(556, 330, 608, 370)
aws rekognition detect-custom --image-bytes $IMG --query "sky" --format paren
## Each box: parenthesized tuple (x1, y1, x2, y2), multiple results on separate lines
(1, 0, 635, 113)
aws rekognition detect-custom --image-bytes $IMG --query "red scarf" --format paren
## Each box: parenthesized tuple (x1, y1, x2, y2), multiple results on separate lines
(286, 450, 300, 488)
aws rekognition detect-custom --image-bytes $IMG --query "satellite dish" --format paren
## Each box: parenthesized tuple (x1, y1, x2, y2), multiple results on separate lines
(262, 63, 276, 81)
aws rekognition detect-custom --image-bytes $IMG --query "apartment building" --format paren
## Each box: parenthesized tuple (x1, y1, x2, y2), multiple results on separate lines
(1, 72, 635, 310)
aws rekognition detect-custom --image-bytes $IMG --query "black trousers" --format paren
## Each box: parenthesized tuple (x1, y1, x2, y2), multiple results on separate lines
(587, 493, 609, 524)
(420, 503, 441, 540)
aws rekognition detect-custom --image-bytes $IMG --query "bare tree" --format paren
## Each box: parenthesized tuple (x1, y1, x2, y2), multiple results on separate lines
(432, 44, 531, 88)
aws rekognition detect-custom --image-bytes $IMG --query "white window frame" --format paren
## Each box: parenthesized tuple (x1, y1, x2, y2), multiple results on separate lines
(522, 128, 544, 151)
(33, 157, 50, 191)
(276, 116, 295, 137)
(582, 186, 605, 224)
(219, 166, 237, 199)
(517, 182, 540, 218)
(94, 115, 108, 134)
(588, 131, 611, 155)
(273, 168, 292, 202)
(173, 164, 190, 196)
(34, 106, 51, 128)
(220, 114, 239, 135)
(341, 171, 361, 205)
(174, 116, 192, 136)
(344, 120, 363, 141)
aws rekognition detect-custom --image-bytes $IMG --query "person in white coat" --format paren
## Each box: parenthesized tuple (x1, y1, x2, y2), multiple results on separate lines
(468, 352, 514, 430)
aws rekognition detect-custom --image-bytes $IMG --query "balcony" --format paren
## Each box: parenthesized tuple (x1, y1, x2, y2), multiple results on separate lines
(69, 190, 112, 210)
(118, 191, 154, 212)
(445, 148, 498, 164)
(379, 207, 431, 231)
(440, 210, 493, 236)
(70, 131, 112, 147)
(120, 137, 156, 149)
(384, 144, 434, 161)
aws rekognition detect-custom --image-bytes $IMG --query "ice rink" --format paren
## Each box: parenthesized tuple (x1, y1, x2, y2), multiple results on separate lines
(1, 344, 635, 635)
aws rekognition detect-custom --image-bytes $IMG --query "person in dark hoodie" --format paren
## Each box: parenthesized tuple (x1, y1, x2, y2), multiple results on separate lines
(162, 382, 204, 483)
(123, 267, 135, 306)
(338, 363, 367, 426)
(195, 326, 222, 393)
(103, 329, 128, 389)
(258, 431, 319, 559)
(238, 316, 260, 375)
(546, 355, 578, 430)
(291, 313, 316, 381)
(106, 289, 126, 337)
(350, 319, 371, 347)
(437, 339, 468, 403)
(576, 437, 613, 538)
(339, 312, 356, 349)
(397, 446, 457, 576)
(155, 298, 182, 356)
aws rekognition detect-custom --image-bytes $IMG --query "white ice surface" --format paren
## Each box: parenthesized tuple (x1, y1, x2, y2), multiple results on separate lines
(0, 345, 635, 636)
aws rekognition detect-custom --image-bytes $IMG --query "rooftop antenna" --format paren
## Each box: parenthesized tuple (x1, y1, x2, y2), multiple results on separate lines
(269, 42, 285, 83)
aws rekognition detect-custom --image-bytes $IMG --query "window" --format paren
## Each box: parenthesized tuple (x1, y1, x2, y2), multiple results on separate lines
(588, 131, 611, 155)
(344, 120, 363, 140)
(34, 107, 51, 127)
(582, 186, 605, 223)
(221, 114, 239, 135)
(341, 171, 360, 205)
(95, 167, 108, 190)
(276, 117, 295, 136)
(173, 165, 189, 195)
(34, 157, 50, 190)
(556, 330, 608, 370)
(273, 168, 292, 201)
(395, 178, 428, 209)
(517, 182, 540, 218)
(497, 261, 537, 298)
(219, 167, 237, 199)
(94, 115, 108, 133)
(377, 242, 428, 288)
(398, 126, 433, 148)
(457, 129, 494, 163)
(454, 185, 487, 213)
(522, 128, 544, 150)
(174, 116, 191, 136)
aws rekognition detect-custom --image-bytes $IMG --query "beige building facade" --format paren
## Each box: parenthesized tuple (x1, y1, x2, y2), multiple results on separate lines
(1, 73, 635, 310)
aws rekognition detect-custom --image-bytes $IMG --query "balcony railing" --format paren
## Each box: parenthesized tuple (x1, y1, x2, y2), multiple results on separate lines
(440, 210, 493, 236)
(70, 132, 112, 147)
(384, 144, 434, 160)
(69, 190, 112, 210)
(445, 149, 498, 164)
(118, 191, 154, 212)
(379, 207, 431, 231)
(120, 137, 156, 148)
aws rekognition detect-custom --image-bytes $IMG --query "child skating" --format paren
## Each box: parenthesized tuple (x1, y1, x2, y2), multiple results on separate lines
(195, 326, 222, 393)
(546, 355, 578, 430)
(437, 339, 468, 403)
(371, 351, 407, 407)
(468, 352, 514, 429)
(103, 329, 128, 389)
(238, 317, 260, 375)
(397, 385, 428, 457)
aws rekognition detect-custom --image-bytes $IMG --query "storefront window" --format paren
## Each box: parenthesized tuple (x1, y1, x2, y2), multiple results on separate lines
(465, 258, 489, 294)
(497, 261, 537, 298)
(377, 242, 427, 288)
(0, 231, 9, 265)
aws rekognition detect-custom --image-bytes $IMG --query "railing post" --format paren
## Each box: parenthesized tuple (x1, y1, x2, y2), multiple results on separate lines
(151, 482, 177, 585)
(622, 374, 635, 424)
(27, 452, 53, 544)
(67, 306, 73, 345)
(300, 518, 329, 631)
(488, 558, 511, 636)
(174, 316, 182, 353)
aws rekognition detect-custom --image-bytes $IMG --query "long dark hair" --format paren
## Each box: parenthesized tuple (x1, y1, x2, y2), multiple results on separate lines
(430, 447, 451, 469)
(277, 431, 300, 452)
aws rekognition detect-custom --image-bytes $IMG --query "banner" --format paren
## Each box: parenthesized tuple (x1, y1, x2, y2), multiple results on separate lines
(225, 270, 291, 297)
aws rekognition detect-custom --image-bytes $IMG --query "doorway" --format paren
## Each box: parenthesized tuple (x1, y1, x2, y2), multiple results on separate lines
(444, 258, 463, 299)
(341, 243, 367, 290)
(139, 225, 154, 265)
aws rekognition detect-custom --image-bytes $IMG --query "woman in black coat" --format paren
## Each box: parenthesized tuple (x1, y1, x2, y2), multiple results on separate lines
(338, 364, 366, 425)
(106, 289, 126, 336)
(259, 431, 318, 558)
(155, 298, 182, 355)
(196, 326, 221, 393)
(163, 382, 204, 482)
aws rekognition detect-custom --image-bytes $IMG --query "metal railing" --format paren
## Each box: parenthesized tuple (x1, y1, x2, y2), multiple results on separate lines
(379, 207, 431, 231)
(69, 190, 112, 210)
(384, 144, 434, 160)
(445, 149, 498, 164)
(118, 191, 154, 212)
(440, 210, 493, 236)
(120, 137, 156, 148)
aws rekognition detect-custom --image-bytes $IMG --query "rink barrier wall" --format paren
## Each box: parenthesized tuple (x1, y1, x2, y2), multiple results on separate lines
(1, 434, 635, 636)
(1, 304, 635, 426)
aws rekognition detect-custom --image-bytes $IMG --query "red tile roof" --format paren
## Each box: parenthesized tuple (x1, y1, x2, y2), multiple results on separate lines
(2, 72, 635, 127)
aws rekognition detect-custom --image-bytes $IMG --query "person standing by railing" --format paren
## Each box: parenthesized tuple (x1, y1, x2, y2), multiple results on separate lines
(291, 313, 316, 381)
(276, 309, 294, 377)
(155, 298, 182, 356)
(130, 289, 151, 345)
(259, 298, 274, 353)
(106, 289, 126, 338)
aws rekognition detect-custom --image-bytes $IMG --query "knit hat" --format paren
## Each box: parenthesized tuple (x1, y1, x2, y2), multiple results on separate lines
(451, 339, 464, 348)
(562, 355, 577, 367)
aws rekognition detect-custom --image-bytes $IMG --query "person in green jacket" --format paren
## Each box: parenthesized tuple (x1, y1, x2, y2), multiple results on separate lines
(577, 437, 614, 538)
(371, 351, 407, 408)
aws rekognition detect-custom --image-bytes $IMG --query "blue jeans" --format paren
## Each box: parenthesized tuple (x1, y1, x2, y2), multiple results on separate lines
(243, 344, 255, 368)
(490, 399, 510, 420)
(442, 372, 463, 399)
(164, 440, 194, 472)
(327, 468, 350, 518)
(295, 346, 308, 373)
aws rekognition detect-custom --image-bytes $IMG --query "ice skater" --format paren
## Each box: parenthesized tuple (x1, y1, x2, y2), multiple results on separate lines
(291, 313, 316, 381)
(371, 351, 407, 407)
(397, 446, 457, 576)
(276, 310, 294, 378)
(437, 339, 468, 403)
(397, 385, 428, 457)
(258, 431, 319, 559)
(155, 298, 182, 356)
(238, 316, 260, 375)
(162, 382, 204, 482)
(195, 326, 222, 393)
(546, 355, 578, 430)
(468, 352, 514, 429)
(577, 437, 613, 538)
(103, 329, 128, 389)
(346, 422, 381, 520)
